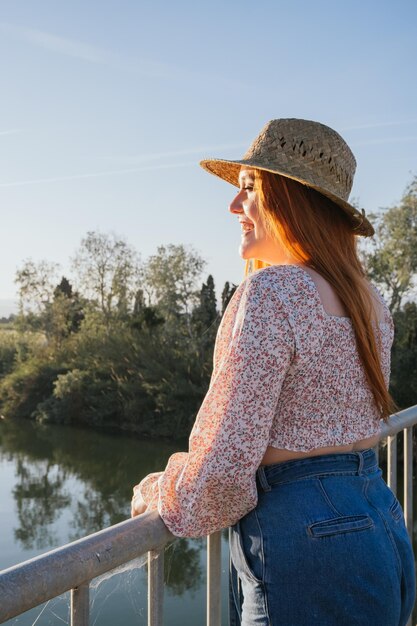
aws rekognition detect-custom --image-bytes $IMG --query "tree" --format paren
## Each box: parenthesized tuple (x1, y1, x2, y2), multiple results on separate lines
(54, 277, 73, 299)
(191, 275, 218, 336)
(142, 244, 206, 327)
(43, 277, 85, 344)
(390, 302, 417, 409)
(221, 281, 238, 315)
(71, 231, 140, 320)
(15, 259, 61, 314)
(190, 275, 220, 390)
(361, 176, 417, 313)
(131, 288, 165, 331)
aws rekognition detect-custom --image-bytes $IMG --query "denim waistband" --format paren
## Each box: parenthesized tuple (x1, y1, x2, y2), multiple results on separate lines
(256, 448, 378, 492)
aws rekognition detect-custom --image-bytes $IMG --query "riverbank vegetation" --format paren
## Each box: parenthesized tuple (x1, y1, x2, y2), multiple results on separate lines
(0, 235, 236, 439)
(0, 176, 416, 442)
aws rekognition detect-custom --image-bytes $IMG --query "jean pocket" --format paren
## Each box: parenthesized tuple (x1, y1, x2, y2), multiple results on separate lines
(229, 519, 263, 584)
(307, 514, 374, 537)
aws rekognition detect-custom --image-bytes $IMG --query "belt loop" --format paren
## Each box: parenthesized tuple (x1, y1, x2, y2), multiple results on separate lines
(356, 450, 364, 476)
(256, 466, 272, 492)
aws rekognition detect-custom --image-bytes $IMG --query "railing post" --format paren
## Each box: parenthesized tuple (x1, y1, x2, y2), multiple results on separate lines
(71, 582, 89, 626)
(403, 427, 413, 540)
(207, 531, 222, 626)
(387, 435, 397, 495)
(148, 550, 164, 626)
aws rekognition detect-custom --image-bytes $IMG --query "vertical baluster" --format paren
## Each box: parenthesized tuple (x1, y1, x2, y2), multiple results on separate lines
(148, 550, 164, 626)
(404, 428, 414, 626)
(387, 435, 397, 495)
(403, 427, 413, 541)
(207, 531, 222, 626)
(71, 582, 89, 626)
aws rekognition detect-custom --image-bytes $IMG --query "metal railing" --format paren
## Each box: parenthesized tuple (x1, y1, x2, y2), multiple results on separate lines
(0, 404, 416, 626)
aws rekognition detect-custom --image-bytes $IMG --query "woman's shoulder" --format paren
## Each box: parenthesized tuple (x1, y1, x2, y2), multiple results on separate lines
(218, 266, 313, 337)
(222, 265, 298, 323)
(240, 264, 305, 294)
(241, 265, 315, 311)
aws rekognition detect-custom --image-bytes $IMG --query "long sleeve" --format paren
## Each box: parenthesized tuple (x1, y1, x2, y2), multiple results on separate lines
(136, 271, 295, 537)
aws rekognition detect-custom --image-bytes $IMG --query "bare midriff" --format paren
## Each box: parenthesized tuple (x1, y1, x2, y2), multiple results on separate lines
(260, 434, 380, 466)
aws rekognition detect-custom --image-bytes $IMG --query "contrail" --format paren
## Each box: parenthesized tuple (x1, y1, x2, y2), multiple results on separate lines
(0, 161, 197, 188)
(0, 22, 115, 65)
(341, 119, 417, 131)
(0, 22, 249, 88)
(0, 129, 23, 136)
(351, 136, 417, 147)
(91, 142, 248, 164)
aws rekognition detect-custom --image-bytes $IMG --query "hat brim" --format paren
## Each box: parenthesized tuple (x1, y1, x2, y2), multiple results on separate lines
(200, 157, 374, 237)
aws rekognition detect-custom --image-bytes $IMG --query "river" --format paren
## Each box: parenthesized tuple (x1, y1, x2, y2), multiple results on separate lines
(0, 419, 230, 625)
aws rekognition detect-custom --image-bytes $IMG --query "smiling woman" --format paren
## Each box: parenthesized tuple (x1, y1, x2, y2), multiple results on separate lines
(132, 118, 416, 626)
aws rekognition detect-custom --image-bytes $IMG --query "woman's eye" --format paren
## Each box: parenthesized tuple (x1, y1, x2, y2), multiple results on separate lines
(241, 186, 254, 191)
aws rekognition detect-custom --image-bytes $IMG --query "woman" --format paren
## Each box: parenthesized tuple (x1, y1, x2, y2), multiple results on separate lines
(131, 119, 416, 625)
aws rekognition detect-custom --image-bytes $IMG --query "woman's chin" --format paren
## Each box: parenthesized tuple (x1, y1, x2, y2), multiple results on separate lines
(239, 243, 254, 260)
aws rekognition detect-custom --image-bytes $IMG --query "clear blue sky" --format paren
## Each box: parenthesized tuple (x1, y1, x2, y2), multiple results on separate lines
(1, 0, 416, 314)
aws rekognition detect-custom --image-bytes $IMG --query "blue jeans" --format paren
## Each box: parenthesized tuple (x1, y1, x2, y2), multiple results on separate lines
(229, 448, 416, 625)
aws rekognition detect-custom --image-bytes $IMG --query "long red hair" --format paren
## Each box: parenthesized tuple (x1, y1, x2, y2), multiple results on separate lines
(246, 170, 397, 422)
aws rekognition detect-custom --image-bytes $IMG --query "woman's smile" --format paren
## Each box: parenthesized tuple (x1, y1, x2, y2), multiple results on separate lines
(239, 219, 255, 234)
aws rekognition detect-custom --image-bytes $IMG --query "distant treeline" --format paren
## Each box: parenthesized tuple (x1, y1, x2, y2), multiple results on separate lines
(0, 176, 416, 442)
(0, 236, 238, 438)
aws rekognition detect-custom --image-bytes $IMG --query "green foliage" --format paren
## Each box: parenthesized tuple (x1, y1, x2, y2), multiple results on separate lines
(131, 289, 165, 331)
(191, 274, 218, 335)
(132, 328, 212, 437)
(390, 302, 417, 409)
(142, 244, 206, 322)
(0, 330, 18, 378)
(363, 175, 417, 312)
(190, 274, 220, 384)
(0, 354, 66, 420)
(71, 231, 140, 320)
(0, 281, 219, 438)
(42, 292, 85, 347)
(0, 328, 48, 377)
(35, 367, 125, 427)
(221, 281, 238, 315)
(15, 259, 61, 314)
(358, 175, 417, 417)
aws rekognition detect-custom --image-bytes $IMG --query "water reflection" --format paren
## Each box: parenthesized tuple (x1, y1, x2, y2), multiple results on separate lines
(0, 419, 205, 597)
(164, 539, 204, 596)
(13, 458, 71, 549)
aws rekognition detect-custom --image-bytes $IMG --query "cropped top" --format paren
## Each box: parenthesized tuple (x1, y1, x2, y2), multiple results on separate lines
(136, 264, 394, 538)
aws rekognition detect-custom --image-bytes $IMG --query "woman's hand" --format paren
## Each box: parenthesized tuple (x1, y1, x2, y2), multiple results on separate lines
(131, 485, 148, 518)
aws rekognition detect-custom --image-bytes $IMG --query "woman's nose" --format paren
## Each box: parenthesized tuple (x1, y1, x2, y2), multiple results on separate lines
(229, 191, 244, 214)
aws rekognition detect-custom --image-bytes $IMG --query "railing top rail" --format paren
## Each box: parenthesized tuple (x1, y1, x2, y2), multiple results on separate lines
(381, 404, 417, 438)
(0, 510, 173, 624)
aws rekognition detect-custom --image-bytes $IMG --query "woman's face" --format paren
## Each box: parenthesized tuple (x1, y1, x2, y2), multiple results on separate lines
(229, 168, 294, 265)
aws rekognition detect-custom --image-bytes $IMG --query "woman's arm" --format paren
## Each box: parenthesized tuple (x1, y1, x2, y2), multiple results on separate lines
(132, 271, 295, 537)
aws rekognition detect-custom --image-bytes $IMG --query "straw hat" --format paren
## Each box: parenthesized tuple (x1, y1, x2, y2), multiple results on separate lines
(200, 118, 374, 237)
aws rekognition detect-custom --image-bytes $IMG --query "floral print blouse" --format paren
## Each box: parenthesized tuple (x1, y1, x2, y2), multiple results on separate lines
(136, 264, 394, 538)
